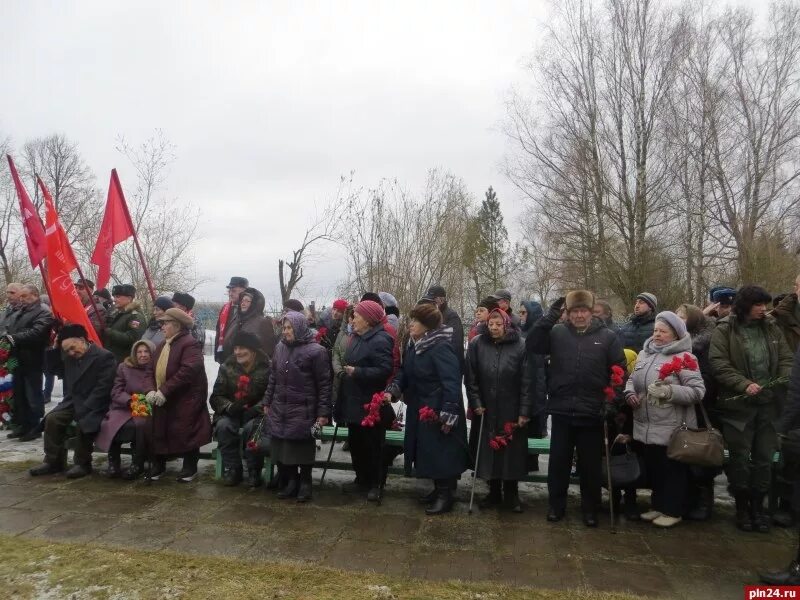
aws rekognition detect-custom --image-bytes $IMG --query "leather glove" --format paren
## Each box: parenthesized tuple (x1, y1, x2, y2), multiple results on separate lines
(647, 380, 672, 407)
(152, 391, 167, 407)
(550, 297, 566, 314)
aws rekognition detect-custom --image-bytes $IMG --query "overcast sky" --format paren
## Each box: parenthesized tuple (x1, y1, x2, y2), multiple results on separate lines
(2, 0, 763, 306)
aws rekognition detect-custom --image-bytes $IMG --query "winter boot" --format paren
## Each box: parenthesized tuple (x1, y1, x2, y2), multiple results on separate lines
(247, 468, 263, 488)
(103, 447, 122, 479)
(222, 466, 243, 487)
(426, 481, 454, 516)
(773, 497, 795, 528)
(123, 460, 144, 481)
(751, 492, 770, 533)
(176, 450, 199, 483)
(296, 466, 313, 503)
(734, 491, 753, 532)
(503, 480, 523, 513)
(278, 465, 299, 499)
(418, 487, 438, 504)
(686, 483, 713, 521)
(623, 489, 641, 521)
(479, 479, 502, 509)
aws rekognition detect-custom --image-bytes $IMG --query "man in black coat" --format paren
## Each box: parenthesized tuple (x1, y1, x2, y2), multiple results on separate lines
(4, 284, 55, 440)
(526, 290, 626, 527)
(29, 324, 116, 478)
(215, 276, 248, 363)
(618, 292, 657, 352)
(425, 285, 465, 374)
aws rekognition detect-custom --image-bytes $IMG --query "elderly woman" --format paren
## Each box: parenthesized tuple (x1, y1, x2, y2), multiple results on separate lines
(466, 309, 532, 512)
(468, 296, 500, 341)
(95, 340, 157, 480)
(624, 311, 705, 528)
(386, 303, 468, 515)
(148, 307, 211, 482)
(223, 287, 277, 361)
(141, 296, 173, 347)
(340, 300, 394, 502)
(264, 311, 331, 502)
(210, 331, 271, 487)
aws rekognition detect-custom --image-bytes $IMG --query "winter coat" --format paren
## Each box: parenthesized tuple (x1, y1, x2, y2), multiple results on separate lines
(209, 354, 270, 424)
(602, 318, 622, 337)
(466, 328, 533, 480)
(330, 325, 349, 419)
(141, 319, 166, 347)
(264, 337, 331, 440)
(441, 304, 465, 374)
(520, 300, 543, 337)
(709, 315, 793, 430)
(95, 346, 156, 452)
(104, 301, 147, 363)
(619, 313, 656, 352)
(387, 336, 468, 479)
(339, 324, 394, 424)
(151, 330, 211, 454)
(4, 302, 55, 373)
(780, 347, 800, 434)
(49, 344, 116, 434)
(526, 308, 626, 423)
(624, 335, 705, 446)
(222, 289, 277, 362)
(772, 293, 800, 353)
(82, 299, 107, 336)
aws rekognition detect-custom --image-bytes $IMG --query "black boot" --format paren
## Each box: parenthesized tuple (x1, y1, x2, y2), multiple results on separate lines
(479, 479, 502, 509)
(247, 468, 263, 488)
(176, 450, 199, 483)
(103, 448, 122, 479)
(734, 491, 753, 532)
(222, 466, 243, 487)
(296, 466, 312, 503)
(503, 480, 523, 513)
(123, 461, 144, 481)
(751, 492, 770, 533)
(773, 498, 795, 528)
(277, 465, 299, 499)
(623, 489, 640, 521)
(148, 456, 167, 481)
(418, 488, 438, 504)
(271, 463, 288, 493)
(425, 482, 453, 516)
(760, 561, 800, 585)
(686, 483, 713, 521)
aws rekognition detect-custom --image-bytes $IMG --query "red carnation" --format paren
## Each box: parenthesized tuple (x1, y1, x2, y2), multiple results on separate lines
(682, 353, 698, 371)
(503, 422, 515, 436)
(489, 439, 500, 451)
(246, 440, 257, 450)
(603, 386, 616, 402)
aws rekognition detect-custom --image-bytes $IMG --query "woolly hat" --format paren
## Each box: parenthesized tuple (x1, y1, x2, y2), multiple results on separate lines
(231, 330, 262, 353)
(360, 292, 384, 306)
(160, 307, 193, 328)
(477, 296, 500, 311)
(565, 290, 595, 312)
(57, 323, 88, 345)
(154, 296, 174, 312)
(354, 300, 385, 326)
(283, 299, 304, 312)
(112, 284, 136, 298)
(171, 292, 195, 311)
(332, 298, 349, 312)
(656, 311, 688, 339)
(409, 303, 442, 330)
(636, 292, 658, 312)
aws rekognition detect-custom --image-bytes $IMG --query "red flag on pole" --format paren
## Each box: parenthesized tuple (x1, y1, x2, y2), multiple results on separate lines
(39, 177, 102, 347)
(6, 155, 46, 268)
(91, 169, 134, 290)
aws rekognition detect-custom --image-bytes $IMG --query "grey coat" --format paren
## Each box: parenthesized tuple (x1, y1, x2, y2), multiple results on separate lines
(624, 335, 705, 446)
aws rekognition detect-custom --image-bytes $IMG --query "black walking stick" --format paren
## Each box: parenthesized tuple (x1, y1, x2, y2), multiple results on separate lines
(320, 423, 338, 485)
(603, 419, 616, 533)
(468, 411, 486, 515)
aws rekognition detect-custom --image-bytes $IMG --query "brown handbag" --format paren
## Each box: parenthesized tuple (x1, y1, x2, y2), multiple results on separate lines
(666, 402, 724, 467)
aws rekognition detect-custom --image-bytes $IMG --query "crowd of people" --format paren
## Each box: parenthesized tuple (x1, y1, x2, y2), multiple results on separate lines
(6, 274, 800, 583)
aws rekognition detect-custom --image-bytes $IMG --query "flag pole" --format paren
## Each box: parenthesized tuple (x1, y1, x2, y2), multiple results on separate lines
(111, 169, 157, 302)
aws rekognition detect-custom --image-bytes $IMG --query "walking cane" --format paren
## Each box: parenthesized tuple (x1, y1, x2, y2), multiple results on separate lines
(468, 411, 486, 514)
(320, 423, 338, 485)
(603, 419, 616, 533)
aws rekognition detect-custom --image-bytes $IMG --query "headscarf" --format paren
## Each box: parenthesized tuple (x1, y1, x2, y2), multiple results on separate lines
(283, 310, 314, 344)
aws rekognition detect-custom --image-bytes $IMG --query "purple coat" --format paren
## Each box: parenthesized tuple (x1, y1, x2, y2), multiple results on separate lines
(265, 312, 332, 440)
(95, 361, 155, 452)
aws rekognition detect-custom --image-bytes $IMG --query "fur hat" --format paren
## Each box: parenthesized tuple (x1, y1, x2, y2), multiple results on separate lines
(231, 330, 262, 353)
(171, 292, 195, 311)
(57, 323, 88, 345)
(94, 288, 112, 302)
(565, 290, 595, 312)
(409, 303, 442, 330)
(354, 300, 385, 326)
(160, 307, 193, 328)
(127, 339, 156, 366)
(636, 292, 658, 312)
(111, 284, 136, 298)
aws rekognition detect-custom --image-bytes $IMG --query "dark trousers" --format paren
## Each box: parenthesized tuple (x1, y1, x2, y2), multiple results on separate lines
(109, 419, 149, 467)
(644, 444, 689, 517)
(43, 373, 55, 400)
(348, 423, 385, 487)
(13, 370, 44, 432)
(722, 403, 778, 494)
(43, 407, 93, 467)
(215, 415, 265, 471)
(548, 416, 603, 513)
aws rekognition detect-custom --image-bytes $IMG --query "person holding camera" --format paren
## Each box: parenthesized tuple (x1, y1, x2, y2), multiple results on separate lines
(264, 311, 331, 503)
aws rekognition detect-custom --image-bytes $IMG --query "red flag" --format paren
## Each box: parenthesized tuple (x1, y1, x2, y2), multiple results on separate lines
(6, 155, 46, 268)
(91, 169, 135, 290)
(39, 177, 102, 347)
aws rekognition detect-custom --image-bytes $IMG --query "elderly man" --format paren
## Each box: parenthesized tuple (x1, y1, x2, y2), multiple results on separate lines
(172, 291, 206, 349)
(593, 300, 621, 336)
(29, 324, 116, 478)
(526, 290, 626, 527)
(425, 285, 465, 373)
(0, 282, 23, 330)
(4, 284, 55, 441)
(103, 284, 146, 363)
(491, 288, 521, 328)
(215, 276, 248, 363)
(74, 278, 106, 334)
(619, 292, 658, 352)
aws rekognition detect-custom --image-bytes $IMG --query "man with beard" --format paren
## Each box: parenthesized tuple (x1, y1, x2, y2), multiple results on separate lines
(619, 292, 658, 352)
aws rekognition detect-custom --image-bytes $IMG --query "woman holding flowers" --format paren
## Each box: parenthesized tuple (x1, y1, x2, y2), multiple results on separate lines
(95, 339, 156, 480)
(624, 311, 705, 528)
(210, 330, 271, 488)
(465, 309, 532, 513)
(385, 302, 468, 515)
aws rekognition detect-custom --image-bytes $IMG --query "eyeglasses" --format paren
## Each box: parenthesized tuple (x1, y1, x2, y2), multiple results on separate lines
(158, 319, 177, 327)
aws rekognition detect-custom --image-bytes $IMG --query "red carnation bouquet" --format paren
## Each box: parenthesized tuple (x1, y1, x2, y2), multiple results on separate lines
(246, 416, 265, 451)
(658, 354, 698, 381)
(419, 405, 438, 423)
(489, 421, 517, 451)
(362, 392, 384, 427)
(234, 374, 251, 410)
(603, 364, 626, 403)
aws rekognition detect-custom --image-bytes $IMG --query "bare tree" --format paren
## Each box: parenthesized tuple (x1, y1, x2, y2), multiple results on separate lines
(279, 208, 340, 304)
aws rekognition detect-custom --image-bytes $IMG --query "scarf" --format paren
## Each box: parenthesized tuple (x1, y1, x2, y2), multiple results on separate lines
(414, 325, 453, 355)
(155, 336, 174, 389)
(217, 302, 232, 351)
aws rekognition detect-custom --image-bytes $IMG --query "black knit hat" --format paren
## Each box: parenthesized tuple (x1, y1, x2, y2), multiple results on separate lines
(283, 298, 304, 312)
(111, 284, 136, 298)
(171, 292, 195, 311)
(426, 285, 446, 299)
(57, 323, 88, 345)
(477, 296, 500, 311)
(154, 296, 174, 312)
(360, 292, 384, 306)
(231, 330, 262, 352)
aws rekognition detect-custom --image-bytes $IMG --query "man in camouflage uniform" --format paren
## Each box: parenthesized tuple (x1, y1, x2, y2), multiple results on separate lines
(103, 284, 146, 363)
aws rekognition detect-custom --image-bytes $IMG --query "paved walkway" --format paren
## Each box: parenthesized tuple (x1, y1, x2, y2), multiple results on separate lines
(0, 456, 793, 600)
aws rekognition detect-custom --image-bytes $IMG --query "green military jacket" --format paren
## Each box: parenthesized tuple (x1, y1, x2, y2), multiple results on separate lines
(103, 301, 147, 363)
(772, 293, 800, 353)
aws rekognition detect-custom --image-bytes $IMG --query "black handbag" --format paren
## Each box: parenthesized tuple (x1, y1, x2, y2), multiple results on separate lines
(602, 442, 643, 487)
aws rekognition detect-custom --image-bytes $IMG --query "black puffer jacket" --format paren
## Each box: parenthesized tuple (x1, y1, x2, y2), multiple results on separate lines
(5, 302, 55, 373)
(441, 304, 465, 373)
(619, 313, 656, 352)
(526, 308, 626, 422)
(339, 324, 394, 423)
